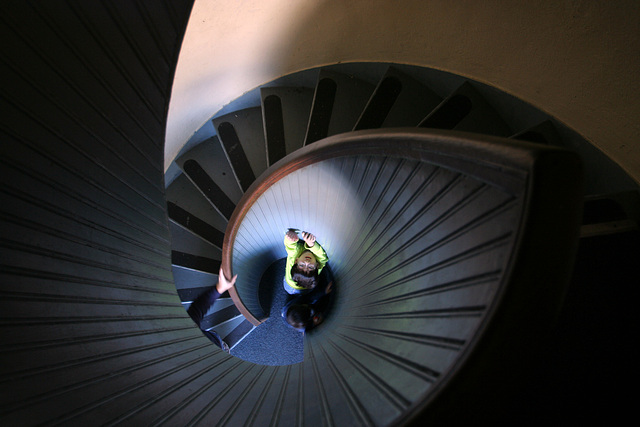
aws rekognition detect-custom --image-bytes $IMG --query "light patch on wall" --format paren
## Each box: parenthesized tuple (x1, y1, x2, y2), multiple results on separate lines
(166, 0, 314, 170)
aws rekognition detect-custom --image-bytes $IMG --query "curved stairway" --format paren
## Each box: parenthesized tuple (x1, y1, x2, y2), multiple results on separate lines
(166, 62, 615, 356)
(2, 0, 639, 423)
(164, 63, 591, 424)
(2, 0, 638, 421)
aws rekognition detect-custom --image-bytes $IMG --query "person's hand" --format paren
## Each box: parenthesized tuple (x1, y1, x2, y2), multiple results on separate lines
(285, 230, 300, 243)
(216, 267, 237, 294)
(302, 232, 316, 247)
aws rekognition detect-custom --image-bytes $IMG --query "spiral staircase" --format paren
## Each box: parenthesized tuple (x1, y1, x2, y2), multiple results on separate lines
(2, 1, 639, 425)
(168, 63, 588, 357)
(162, 61, 606, 424)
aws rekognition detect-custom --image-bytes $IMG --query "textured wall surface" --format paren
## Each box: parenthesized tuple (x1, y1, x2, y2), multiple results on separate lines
(0, 1, 201, 423)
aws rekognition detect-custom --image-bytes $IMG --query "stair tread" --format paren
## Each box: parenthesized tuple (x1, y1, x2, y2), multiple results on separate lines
(167, 201, 225, 249)
(224, 319, 255, 349)
(165, 173, 229, 234)
(171, 265, 218, 290)
(204, 315, 245, 340)
(305, 69, 375, 145)
(580, 190, 640, 237)
(261, 86, 314, 165)
(510, 120, 561, 145)
(174, 136, 243, 203)
(182, 159, 237, 220)
(171, 250, 221, 275)
(420, 81, 512, 136)
(178, 286, 232, 303)
(168, 220, 221, 259)
(199, 303, 242, 330)
(213, 107, 268, 190)
(355, 66, 442, 130)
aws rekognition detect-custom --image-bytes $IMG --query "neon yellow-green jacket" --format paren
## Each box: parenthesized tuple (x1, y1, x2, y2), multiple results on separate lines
(284, 235, 329, 290)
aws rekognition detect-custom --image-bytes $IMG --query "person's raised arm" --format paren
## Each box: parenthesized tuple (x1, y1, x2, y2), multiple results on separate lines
(285, 229, 300, 243)
(284, 229, 300, 252)
(301, 231, 316, 247)
(216, 267, 237, 294)
(188, 267, 236, 329)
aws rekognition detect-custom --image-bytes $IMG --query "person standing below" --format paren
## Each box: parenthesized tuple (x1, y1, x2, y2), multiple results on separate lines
(282, 270, 335, 333)
(283, 230, 328, 295)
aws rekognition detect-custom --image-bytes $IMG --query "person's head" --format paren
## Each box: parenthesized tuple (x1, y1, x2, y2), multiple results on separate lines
(291, 250, 319, 289)
(286, 304, 312, 330)
(295, 250, 317, 273)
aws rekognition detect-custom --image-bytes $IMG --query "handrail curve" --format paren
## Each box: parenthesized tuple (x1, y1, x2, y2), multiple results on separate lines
(223, 127, 582, 332)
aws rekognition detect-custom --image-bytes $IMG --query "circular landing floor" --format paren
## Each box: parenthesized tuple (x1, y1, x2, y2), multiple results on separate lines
(230, 258, 304, 365)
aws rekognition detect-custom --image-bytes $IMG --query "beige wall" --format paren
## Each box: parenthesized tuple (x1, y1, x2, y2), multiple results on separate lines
(166, 0, 640, 184)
